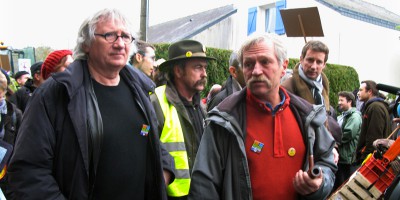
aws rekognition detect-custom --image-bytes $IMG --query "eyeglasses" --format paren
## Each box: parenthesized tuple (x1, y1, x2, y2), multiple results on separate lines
(94, 32, 134, 44)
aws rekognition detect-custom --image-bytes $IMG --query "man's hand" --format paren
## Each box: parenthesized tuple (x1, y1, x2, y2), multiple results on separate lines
(373, 139, 395, 148)
(163, 170, 172, 186)
(333, 148, 339, 164)
(293, 169, 323, 196)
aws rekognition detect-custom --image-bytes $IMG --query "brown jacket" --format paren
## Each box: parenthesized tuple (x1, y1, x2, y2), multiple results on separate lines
(281, 63, 331, 113)
(281, 63, 342, 144)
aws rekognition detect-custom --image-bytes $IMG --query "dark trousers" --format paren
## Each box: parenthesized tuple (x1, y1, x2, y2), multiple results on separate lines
(332, 163, 358, 193)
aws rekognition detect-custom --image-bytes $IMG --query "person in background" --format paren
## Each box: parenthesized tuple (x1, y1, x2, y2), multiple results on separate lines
(207, 51, 245, 111)
(280, 68, 293, 83)
(281, 40, 342, 164)
(13, 71, 30, 88)
(150, 39, 215, 199)
(352, 88, 364, 112)
(7, 8, 173, 199)
(189, 33, 337, 200)
(41, 49, 74, 80)
(153, 58, 167, 87)
(333, 91, 362, 192)
(0, 71, 22, 199)
(9, 61, 44, 113)
(0, 69, 16, 100)
(129, 40, 158, 92)
(204, 84, 221, 105)
(355, 80, 391, 165)
(130, 40, 157, 78)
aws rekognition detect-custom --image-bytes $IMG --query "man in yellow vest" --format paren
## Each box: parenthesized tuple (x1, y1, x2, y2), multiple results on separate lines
(150, 40, 215, 199)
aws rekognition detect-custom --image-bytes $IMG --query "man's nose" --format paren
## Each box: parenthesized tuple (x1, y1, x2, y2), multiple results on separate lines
(252, 62, 263, 75)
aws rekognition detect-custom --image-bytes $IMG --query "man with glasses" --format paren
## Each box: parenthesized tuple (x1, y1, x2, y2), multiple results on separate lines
(8, 9, 173, 199)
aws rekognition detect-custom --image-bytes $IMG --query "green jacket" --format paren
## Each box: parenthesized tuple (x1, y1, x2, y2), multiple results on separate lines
(337, 107, 362, 164)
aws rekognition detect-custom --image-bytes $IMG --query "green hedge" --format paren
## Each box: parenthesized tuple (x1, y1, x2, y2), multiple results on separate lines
(154, 43, 360, 110)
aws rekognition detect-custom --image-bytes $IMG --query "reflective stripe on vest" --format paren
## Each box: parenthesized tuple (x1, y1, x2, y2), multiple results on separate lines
(155, 85, 190, 197)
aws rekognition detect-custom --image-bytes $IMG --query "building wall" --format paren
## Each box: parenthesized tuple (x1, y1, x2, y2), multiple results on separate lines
(208, 0, 400, 89)
(192, 16, 236, 50)
(285, 0, 400, 89)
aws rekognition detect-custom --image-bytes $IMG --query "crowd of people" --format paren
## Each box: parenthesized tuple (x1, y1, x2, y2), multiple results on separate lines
(0, 8, 399, 200)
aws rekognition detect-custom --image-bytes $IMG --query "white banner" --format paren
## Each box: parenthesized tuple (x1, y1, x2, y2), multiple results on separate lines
(18, 59, 32, 75)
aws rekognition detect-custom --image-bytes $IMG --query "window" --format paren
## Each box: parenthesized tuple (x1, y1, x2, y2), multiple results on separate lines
(264, 0, 286, 35)
(248, 7, 257, 35)
(275, 0, 286, 35)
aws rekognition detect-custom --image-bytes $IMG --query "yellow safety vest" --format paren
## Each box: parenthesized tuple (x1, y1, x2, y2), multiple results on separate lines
(155, 85, 190, 197)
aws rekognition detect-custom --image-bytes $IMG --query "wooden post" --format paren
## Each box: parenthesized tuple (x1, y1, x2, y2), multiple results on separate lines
(298, 14, 307, 43)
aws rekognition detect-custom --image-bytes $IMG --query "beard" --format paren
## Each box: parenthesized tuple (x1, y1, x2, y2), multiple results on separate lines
(337, 106, 343, 112)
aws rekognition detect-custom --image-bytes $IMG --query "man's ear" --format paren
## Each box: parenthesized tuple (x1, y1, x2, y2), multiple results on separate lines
(283, 59, 289, 69)
(135, 53, 143, 63)
(83, 44, 90, 53)
(34, 73, 41, 81)
(173, 65, 183, 78)
(281, 59, 289, 78)
(228, 66, 236, 78)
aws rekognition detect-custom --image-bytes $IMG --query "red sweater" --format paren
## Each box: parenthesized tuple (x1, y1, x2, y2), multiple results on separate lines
(245, 88, 306, 199)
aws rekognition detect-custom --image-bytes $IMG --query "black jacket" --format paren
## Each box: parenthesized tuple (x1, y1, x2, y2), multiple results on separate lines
(2, 100, 22, 146)
(9, 79, 37, 113)
(8, 60, 170, 199)
(0, 100, 22, 198)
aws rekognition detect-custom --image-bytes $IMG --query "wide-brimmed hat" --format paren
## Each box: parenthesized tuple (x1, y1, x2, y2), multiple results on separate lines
(159, 40, 216, 72)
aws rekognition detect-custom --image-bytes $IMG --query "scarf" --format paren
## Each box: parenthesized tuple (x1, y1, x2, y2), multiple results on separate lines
(298, 64, 324, 105)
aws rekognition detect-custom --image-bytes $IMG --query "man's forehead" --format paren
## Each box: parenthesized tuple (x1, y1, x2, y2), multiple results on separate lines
(145, 47, 155, 55)
(305, 49, 326, 58)
(243, 43, 275, 59)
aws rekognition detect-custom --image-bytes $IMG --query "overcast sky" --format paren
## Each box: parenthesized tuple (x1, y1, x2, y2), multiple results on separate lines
(1, 0, 232, 50)
(1, 0, 399, 50)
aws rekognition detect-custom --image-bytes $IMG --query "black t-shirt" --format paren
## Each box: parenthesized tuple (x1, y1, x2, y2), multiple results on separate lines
(92, 78, 148, 200)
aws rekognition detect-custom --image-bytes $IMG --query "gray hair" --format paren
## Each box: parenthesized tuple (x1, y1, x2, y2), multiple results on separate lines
(237, 33, 287, 68)
(229, 51, 240, 69)
(73, 8, 138, 60)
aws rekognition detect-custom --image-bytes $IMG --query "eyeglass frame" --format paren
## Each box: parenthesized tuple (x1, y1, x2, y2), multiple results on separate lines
(94, 32, 135, 44)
